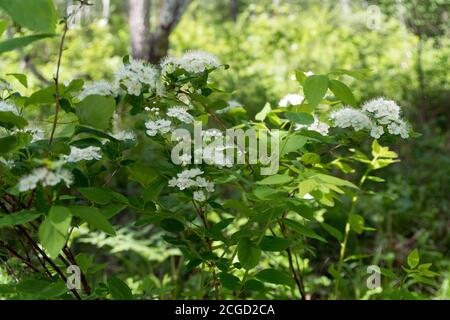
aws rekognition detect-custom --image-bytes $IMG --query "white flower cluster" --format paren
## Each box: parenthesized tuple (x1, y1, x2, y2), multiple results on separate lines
(76, 80, 118, 100)
(295, 116, 330, 136)
(0, 157, 14, 168)
(279, 94, 304, 107)
(0, 101, 19, 115)
(167, 106, 194, 124)
(111, 130, 135, 141)
(116, 59, 159, 96)
(18, 167, 73, 192)
(64, 146, 102, 162)
(329, 98, 410, 139)
(362, 98, 409, 138)
(168, 168, 214, 202)
(23, 126, 45, 143)
(145, 119, 172, 136)
(329, 107, 372, 131)
(0, 80, 12, 92)
(162, 51, 220, 74)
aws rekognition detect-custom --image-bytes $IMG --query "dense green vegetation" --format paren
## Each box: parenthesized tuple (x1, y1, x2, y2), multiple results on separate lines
(0, 0, 448, 300)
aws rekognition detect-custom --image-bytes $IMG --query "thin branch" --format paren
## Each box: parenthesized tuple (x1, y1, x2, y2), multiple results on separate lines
(49, 21, 69, 145)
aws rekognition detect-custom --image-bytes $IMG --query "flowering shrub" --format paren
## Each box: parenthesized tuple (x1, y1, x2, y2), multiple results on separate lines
(0, 2, 439, 300)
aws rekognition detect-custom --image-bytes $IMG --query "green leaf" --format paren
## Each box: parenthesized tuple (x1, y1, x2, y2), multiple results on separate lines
(255, 102, 271, 121)
(285, 112, 314, 125)
(7, 73, 28, 88)
(160, 218, 185, 233)
(242, 279, 265, 291)
(0, 34, 56, 54)
(74, 125, 118, 142)
(303, 75, 329, 107)
(76, 95, 116, 130)
(0, 211, 41, 228)
(26, 85, 63, 106)
(349, 214, 365, 234)
(108, 277, 133, 300)
(407, 249, 420, 269)
(219, 272, 241, 291)
(78, 187, 127, 205)
(70, 206, 116, 236)
(255, 268, 294, 286)
(38, 206, 72, 259)
(284, 218, 327, 242)
(257, 174, 293, 185)
(0, 0, 57, 33)
(0, 132, 31, 155)
(259, 236, 291, 251)
(237, 237, 261, 270)
(16, 279, 67, 299)
(101, 205, 126, 220)
(281, 134, 307, 156)
(0, 111, 28, 129)
(313, 173, 358, 188)
(321, 223, 343, 242)
(329, 79, 356, 107)
(329, 68, 371, 80)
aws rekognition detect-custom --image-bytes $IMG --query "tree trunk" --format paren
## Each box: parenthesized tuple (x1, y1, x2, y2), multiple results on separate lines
(128, 0, 151, 60)
(148, 0, 192, 64)
(230, 0, 238, 22)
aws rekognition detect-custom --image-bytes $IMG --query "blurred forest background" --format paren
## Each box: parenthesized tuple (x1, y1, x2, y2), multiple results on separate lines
(1, 0, 449, 298)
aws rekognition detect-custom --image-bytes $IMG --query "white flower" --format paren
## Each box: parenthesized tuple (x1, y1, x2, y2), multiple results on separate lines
(145, 119, 171, 136)
(65, 146, 102, 162)
(111, 130, 135, 141)
(161, 51, 220, 74)
(387, 120, 409, 138)
(193, 190, 206, 202)
(167, 106, 194, 124)
(0, 80, 12, 92)
(179, 153, 192, 166)
(116, 59, 160, 96)
(279, 94, 304, 107)
(168, 168, 214, 194)
(329, 107, 373, 131)
(370, 125, 384, 139)
(202, 129, 223, 141)
(18, 167, 73, 192)
(76, 80, 117, 100)
(0, 101, 19, 115)
(362, 98, 402, 124)
(0, 157, 14, 168)
(26, 126, 45, 142)
(295, 116, 330, 135)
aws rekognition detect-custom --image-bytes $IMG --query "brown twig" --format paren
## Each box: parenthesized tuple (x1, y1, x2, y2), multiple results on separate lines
(49, 21, 69, 145)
